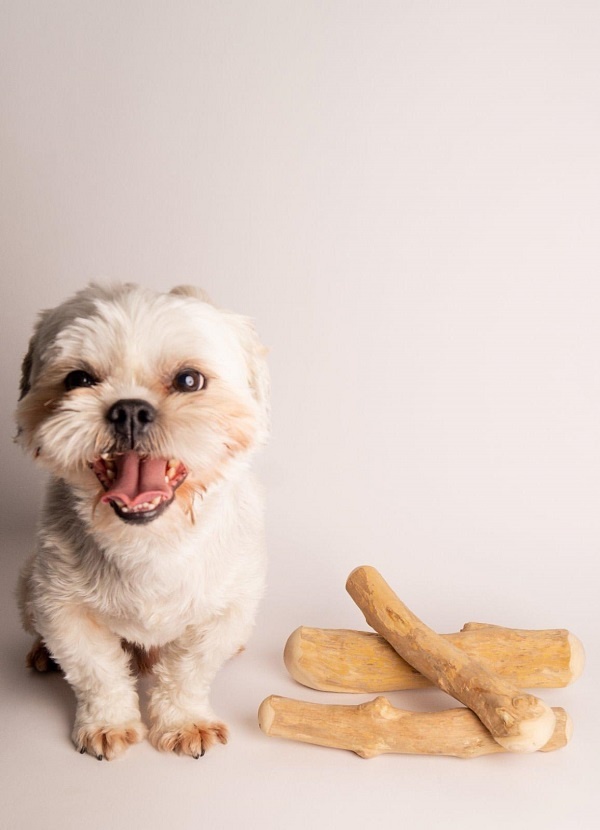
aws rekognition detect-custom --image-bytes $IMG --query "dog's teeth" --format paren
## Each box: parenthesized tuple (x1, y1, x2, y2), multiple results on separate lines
(106, 469, 115, 480)
(121, 506, 129, 513)
(129, 501, 155, 513)
(166, 467, 177, 481)
(169, 458, 178, 468)
(151, 497, 161, 507)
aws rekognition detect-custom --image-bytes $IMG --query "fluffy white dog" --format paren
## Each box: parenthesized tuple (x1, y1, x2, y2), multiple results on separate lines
(16, 283, 269, 760)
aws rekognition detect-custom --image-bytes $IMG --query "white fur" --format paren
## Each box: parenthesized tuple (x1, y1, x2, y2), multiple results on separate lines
(16, 283, 269, 759)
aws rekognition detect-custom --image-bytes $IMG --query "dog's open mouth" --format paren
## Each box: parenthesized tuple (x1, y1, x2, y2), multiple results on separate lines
(91, 452, 188, 524)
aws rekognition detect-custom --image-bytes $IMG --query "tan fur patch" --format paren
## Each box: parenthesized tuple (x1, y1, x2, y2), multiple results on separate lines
(201, 385, 256, 453)
(165, 378, 257, 456)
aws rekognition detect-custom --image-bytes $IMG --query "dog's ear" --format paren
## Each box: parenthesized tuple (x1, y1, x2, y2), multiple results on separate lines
(169, 285, 213, 305)
(19, 335, 37, 400)
(224, 312, 270, 442)
(18, 308, 53, 400)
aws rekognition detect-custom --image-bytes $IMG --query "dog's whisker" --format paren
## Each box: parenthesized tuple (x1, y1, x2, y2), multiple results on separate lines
(185, 497, 196, 526)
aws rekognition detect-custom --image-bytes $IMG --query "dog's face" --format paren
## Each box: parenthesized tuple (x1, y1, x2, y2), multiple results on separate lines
(16, 284, 269, 527)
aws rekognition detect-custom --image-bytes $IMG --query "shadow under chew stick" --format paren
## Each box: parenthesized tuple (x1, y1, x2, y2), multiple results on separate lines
(258, 695, 572, 759)
(345, 566, 557, 753)
(284, 624, 585, 693)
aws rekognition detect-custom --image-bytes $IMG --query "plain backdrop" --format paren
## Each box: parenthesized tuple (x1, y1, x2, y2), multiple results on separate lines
(1, 2, 598, 828)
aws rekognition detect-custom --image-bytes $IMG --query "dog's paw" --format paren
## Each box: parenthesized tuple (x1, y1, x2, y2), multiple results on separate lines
(26, 638, 61, 673)
(150, 721, 229, 758)
(74, 721, 147, 761)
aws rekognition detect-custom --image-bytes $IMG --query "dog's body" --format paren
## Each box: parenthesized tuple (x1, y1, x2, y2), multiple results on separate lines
(16, 283, 269, 759)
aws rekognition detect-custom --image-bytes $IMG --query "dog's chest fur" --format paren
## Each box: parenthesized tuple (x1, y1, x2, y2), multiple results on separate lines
(31, 475, 265, 649)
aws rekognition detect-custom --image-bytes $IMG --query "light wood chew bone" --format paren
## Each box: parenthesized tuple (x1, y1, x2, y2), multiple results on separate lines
(346, 566, 557, 753)
(258, 696, 572, 759)
(284, 624, 585, 693)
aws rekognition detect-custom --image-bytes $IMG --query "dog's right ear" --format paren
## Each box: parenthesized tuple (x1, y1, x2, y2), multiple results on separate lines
(222, 311, 271, 444)
(18, 307, 53, 401)
(19, 335, 36, 400)
(169, 285, 213, 305)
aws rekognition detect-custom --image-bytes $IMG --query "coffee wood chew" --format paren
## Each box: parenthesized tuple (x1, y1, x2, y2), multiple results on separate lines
(345, 566, 556, 753)
(258, 695, 572, 759)
(284, 624, 585, 693)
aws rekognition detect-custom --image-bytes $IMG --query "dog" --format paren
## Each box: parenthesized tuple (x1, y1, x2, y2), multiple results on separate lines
(15, 283, 269, 760)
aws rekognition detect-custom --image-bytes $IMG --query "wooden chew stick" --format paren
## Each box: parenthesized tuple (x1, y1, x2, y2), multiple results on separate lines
(258, 696, 572, 759)
(346, 566, 557, 753)
(284, 624, 585, 693)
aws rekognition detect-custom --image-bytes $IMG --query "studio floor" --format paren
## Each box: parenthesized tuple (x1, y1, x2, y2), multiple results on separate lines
(1, 519, 596, 830)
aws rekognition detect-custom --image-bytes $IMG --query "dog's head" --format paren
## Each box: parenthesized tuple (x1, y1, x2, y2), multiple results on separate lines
(16, 283, 269, 527)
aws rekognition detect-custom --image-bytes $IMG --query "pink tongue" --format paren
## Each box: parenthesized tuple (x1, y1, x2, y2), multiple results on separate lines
(101, 452, 172, 507)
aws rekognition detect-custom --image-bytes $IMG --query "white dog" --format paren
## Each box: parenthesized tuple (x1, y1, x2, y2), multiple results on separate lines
(16, 283, 269, 760)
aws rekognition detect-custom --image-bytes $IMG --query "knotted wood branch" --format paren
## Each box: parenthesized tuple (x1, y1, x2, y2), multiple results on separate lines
(258, 695, 572, 759)
(346, 566, 556, 752)
(284, 624, 585, 693)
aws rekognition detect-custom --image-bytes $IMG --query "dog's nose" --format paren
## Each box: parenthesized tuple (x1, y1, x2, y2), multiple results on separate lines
(106, 399, 156, 448)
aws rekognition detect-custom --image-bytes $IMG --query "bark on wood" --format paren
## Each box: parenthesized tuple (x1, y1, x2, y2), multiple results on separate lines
(258, 695, 572, 759)
(346, 566, 557, 752)
(284, 624, 585, 693)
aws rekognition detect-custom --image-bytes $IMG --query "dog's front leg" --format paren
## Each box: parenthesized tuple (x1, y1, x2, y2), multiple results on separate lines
(38, 606, 146, 760)
(149, 605, 255, 757)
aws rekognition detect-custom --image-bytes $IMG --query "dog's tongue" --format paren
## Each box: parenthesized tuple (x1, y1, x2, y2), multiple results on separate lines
(101, 452, 171, 507)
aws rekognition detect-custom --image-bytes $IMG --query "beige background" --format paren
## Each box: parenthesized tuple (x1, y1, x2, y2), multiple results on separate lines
(1, 2, 598, 828)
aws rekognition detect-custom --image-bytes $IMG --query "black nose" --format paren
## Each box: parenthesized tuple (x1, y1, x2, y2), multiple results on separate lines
(106, 399, 156, 448)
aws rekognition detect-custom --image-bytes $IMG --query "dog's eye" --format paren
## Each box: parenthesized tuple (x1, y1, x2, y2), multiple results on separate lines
(64, 370, 98, 391)
(173, 369, 206, 393)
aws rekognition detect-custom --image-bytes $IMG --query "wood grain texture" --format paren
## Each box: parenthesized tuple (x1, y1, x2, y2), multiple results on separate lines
(284, 624, 585, 692)
(259, 695, 572, 759)
(346, 566, 557, 752)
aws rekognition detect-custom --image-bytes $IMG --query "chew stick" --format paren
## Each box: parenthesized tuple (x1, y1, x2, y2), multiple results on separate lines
(258, 696, 572, 759)
(284, 624, 585, 693)
(346, 566, 556, 752)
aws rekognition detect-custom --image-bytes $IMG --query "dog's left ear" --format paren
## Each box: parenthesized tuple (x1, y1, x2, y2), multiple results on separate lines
(224, 312, 271, 442)
(18, 335, 37, 400)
